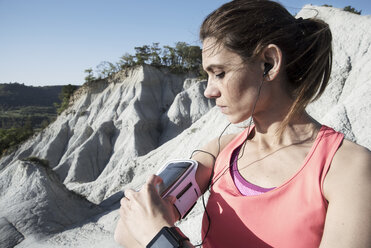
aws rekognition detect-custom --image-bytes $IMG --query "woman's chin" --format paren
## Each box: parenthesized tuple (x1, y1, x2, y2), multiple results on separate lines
(225, 114, 250, 125)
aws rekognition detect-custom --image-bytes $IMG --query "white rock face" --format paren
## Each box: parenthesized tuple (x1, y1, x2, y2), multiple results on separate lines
(0, 160, 101, 244)
(0, 217, 24, 248)
(299, 5, 371, 149)
(0, 6, 370, 248)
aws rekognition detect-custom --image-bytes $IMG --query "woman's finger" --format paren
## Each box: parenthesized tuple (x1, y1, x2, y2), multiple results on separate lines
(120, 196, 130, 206)
(146, 174, 163, 186)
(119, 199, 131, 219)
(124, 188, 136, 200)
(164, 195, 177, 205)
(144, 174, 165, 198)
(164, 195, 180, 221)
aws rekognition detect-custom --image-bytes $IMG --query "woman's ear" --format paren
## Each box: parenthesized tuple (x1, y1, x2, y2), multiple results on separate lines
(260, 44, 283, 81)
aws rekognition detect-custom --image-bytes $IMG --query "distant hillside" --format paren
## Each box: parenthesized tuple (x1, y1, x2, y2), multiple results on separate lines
(0, 83, 72, 155)
(0, 83, 63, 108)
(0, 83, 66, 129)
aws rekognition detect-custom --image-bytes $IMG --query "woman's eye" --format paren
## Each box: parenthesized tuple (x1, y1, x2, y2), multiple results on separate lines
(215, 72, 225, 78)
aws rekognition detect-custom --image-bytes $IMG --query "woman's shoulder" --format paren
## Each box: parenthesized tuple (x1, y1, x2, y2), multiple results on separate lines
(219, 133, 239, 148)
(333, 139, 370, 168)
(200, 133, 239, 156)
(324, 138, 371, 200)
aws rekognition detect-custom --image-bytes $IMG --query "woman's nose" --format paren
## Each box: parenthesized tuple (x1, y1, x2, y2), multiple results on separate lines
(204, 80, 221, 99)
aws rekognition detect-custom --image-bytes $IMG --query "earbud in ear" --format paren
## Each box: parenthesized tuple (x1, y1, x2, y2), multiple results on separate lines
(263, 63, 273, 77)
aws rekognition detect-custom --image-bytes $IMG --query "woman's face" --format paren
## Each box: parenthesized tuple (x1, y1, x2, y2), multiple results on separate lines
(202, 38, 265, 124)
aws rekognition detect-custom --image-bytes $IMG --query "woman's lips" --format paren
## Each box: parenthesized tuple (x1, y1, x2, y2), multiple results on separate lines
(217, 105, 227, 113)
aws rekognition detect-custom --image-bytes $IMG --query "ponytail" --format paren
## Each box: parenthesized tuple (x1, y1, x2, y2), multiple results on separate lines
(281, 17, 332, 134)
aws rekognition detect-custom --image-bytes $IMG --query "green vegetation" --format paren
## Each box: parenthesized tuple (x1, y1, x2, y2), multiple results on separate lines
(84, 68, 95, 82)
(190, 128, 198, 133)
(0, 82, 63, 132)
(0, 82, 62, 107)
(0, 106, 56, 129)
(21, 156, 49, 168)
(321, 5, 361, 15)
(0, 82, 78, 156)
(343, 6, 361, 15)
(84, 42, 203, 82)
(0, 121, 34, 155)
(54, 84, 79, 114)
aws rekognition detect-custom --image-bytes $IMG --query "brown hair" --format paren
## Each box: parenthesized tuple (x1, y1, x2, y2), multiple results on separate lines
(200, 0, 332, 133)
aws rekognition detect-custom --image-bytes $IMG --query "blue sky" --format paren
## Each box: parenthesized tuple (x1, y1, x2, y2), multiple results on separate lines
(0, 0, 369, 86)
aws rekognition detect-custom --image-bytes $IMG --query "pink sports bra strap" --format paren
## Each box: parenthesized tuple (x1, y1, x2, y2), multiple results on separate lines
(230, 146, 275, 196)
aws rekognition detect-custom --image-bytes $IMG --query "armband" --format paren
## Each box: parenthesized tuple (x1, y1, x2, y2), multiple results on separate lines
(156, 159, 201, 219)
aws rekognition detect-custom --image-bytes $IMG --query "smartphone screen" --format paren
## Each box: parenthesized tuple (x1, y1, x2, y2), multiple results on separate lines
(158, 161, 192, 196)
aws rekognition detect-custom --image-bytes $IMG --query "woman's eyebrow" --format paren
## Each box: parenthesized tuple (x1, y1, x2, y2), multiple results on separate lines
(205, 64, 225, 72)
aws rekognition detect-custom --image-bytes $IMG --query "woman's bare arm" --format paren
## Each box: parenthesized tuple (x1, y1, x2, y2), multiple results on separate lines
(320, 140, 371, 247)
(192, 134, 237, 193)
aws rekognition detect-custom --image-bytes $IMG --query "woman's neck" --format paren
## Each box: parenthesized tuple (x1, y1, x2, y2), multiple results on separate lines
(251, 112, 321, 150)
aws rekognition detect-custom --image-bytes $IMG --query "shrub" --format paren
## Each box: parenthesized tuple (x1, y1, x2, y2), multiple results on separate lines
(343, 6, 361, 15)
(84, 68, 96, 82)
(88, 42, 203, 80)
(0, 124, 33, 156)
(21, 156, 49, 168)
(54, 84, 78, 115)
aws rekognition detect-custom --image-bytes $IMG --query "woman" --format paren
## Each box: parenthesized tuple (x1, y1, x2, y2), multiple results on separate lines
(115, 0, 371, 247)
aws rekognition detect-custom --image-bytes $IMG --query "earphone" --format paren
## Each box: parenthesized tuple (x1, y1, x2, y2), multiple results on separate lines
(263, 63, 273, 77)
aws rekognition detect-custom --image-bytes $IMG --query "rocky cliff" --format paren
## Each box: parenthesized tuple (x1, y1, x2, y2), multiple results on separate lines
(0, 5, 370, 248)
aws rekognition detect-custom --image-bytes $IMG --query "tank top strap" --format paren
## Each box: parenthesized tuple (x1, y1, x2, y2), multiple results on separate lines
(212, 125, 254, 184)
(317, 126, 344, 194)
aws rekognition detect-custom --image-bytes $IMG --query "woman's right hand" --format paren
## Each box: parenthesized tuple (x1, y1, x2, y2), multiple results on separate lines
(114, 134, 235, 247)
(114, 217, 141, 248)
(114, 175, 178, 247)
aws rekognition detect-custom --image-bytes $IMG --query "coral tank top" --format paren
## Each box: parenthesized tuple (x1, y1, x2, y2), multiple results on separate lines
(201, 125, 344, 248)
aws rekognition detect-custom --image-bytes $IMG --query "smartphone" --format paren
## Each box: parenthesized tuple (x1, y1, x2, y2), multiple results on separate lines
(156, 159, 201, 219)
(157, 161, 193, 196)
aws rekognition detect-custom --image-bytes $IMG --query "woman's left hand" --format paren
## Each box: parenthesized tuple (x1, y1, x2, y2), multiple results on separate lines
(119, 174, 179, 247)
